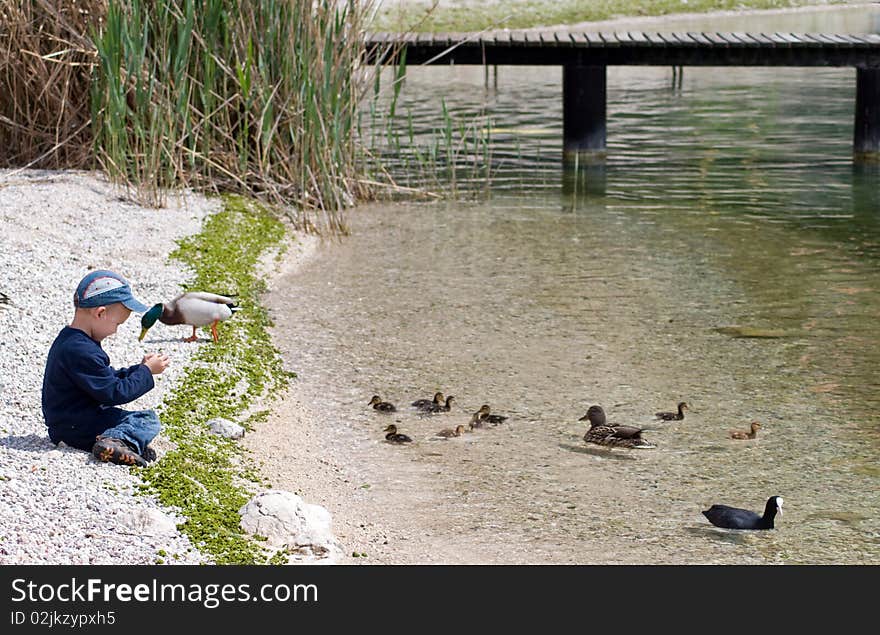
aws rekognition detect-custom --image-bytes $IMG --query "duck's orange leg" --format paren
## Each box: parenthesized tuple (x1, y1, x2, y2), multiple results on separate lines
(210, 320, 219, 343)
(184, 326, 198, 342)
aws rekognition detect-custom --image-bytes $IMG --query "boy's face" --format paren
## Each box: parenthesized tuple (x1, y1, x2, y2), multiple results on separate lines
(90, 303, 132, 341)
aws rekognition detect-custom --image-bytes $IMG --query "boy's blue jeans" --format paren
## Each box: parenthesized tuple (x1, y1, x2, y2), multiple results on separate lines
(100, 410, 160, 457)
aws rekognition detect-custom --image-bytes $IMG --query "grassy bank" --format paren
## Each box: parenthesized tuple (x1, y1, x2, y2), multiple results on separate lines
(371, 0, 856, 32)
(138, 195, 292, 564)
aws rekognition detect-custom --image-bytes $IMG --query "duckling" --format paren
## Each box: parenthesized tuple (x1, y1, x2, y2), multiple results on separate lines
(368, 395, 397, 413)
(423, 395, 455, 413)
(579, 405, 656, 449)
(702, 496, 783, 530)
(412, 392, 445, 411)
(730, 421, 762, 440)
(476, 404, 508, 425)
(468, 412, 488, 430)
(434, 424, 466, 439)
(655, 401, 688, 421)
(139, 292, 239, 343)
(383, 424, 412, 444)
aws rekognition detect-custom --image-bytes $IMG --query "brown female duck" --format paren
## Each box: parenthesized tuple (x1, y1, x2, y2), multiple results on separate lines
(580, 405, 656, 449)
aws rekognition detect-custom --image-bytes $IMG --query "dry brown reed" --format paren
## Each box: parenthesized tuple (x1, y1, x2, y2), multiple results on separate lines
(0, 0, 104, 169)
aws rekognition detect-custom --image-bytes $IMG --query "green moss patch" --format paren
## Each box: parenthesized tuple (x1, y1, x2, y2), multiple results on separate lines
(139, 195, 293, 564)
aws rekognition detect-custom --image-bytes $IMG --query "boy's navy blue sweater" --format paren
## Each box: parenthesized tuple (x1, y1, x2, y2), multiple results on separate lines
(42, 326, 154, 451)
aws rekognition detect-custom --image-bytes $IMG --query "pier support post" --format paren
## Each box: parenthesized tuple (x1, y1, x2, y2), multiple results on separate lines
(563, 65, 606, 164)
(854, 67, 880, 162)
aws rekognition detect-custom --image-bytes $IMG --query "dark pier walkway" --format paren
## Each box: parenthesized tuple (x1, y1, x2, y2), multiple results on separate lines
(363, 31, 880, 162)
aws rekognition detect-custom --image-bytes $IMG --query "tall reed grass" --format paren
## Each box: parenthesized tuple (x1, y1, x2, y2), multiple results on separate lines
(361, 62, 495, 199)
(91, 0, 376, 232)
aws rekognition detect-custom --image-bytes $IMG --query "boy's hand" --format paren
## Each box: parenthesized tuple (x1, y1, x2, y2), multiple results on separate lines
(142, 352, 171, 375)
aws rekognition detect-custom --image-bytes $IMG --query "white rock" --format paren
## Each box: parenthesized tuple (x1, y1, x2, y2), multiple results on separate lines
(116, 508, 180, 537)
(207, 417, 245, 439)
(239, 490, 340, 561)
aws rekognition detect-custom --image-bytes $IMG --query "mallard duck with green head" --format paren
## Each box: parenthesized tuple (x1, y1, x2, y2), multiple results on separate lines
(580, 405, 656, 449)
(139, 291, 238, 344)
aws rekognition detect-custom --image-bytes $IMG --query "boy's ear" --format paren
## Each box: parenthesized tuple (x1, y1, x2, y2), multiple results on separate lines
(94, 305, 107, 318)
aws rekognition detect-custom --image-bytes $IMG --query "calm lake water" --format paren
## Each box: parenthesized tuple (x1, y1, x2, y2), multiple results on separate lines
(274, 6, 880, 563)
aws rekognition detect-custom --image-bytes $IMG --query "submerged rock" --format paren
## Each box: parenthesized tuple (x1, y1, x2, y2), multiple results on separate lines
(714, 326, 791, 339)
(805, 510, 867, 528)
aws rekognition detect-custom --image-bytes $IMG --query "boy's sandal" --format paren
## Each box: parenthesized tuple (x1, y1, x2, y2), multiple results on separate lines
(92, 436, 148, 468)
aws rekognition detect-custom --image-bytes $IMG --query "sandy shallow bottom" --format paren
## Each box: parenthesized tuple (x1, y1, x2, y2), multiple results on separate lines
(246, 229, 547, 565)
(242, 389, 449, 564)
(243, 254, 456, 564)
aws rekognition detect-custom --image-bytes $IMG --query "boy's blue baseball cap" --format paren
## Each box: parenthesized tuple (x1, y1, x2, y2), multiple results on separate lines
(73, 270, 149, 313)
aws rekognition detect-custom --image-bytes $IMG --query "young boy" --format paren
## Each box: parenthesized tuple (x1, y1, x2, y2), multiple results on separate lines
(42, 270, 170, 467)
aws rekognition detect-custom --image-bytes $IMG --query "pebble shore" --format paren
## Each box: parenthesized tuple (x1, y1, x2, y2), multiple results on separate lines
(0, 170, 220, 565)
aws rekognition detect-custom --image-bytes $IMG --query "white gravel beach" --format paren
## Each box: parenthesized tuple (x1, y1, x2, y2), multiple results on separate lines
(0, 170, 218, 565)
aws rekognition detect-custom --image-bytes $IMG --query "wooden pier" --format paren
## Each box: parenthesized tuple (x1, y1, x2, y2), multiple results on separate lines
(363, 31, 880, 162)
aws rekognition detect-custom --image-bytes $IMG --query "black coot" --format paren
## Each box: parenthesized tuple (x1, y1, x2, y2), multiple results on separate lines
(702, 496, 783, 530)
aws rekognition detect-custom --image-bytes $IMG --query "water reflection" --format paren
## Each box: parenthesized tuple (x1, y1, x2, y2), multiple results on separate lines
(561, 162, 607, 207)
(853, 162, 880, 219)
